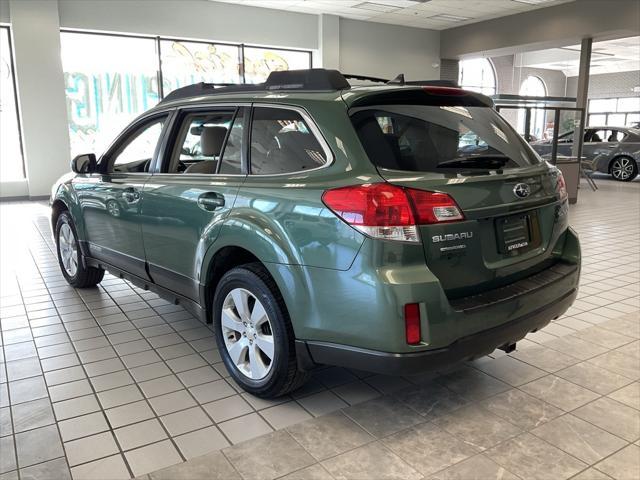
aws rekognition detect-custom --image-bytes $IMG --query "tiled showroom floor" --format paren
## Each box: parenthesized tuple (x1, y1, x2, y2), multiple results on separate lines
(0, 177, 639, 480)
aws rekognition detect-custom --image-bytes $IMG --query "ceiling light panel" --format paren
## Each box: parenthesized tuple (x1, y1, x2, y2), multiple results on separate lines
(353, 2, 401, 13)
(512, 0, 555, 4)
(429, 13, 471, 22)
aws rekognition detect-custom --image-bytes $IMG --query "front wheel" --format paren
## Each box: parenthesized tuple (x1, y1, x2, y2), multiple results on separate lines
(55, 211, 105, 288)
(610, 156, 638, 182)
(213, 263, 308, 398)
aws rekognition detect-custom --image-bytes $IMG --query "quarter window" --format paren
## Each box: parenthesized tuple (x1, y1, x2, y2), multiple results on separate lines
(109, 117, 166, 173)
(250, 107, 327, 175)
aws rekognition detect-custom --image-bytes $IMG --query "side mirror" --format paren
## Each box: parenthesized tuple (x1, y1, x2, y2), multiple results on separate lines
(71, 153, 97, 174)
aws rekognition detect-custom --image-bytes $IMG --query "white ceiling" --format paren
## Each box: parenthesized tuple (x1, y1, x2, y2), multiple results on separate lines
(520, 37, 640, 76)
(210, 0, 574, 30)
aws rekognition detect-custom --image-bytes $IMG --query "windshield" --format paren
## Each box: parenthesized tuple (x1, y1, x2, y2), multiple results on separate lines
(351, 105, 541, 172)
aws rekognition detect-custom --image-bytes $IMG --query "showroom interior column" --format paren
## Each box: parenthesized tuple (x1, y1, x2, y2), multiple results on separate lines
(9, 0, 70, 198)
(319, 14, 339, 70)
(571, 37, 593, 164)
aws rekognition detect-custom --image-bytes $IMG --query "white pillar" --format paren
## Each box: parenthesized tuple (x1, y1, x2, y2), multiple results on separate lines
(10, 0, 70, 198)
(319, 14, 339, 70)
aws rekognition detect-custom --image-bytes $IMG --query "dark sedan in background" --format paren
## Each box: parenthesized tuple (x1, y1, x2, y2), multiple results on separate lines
(532, 126, 640, 181)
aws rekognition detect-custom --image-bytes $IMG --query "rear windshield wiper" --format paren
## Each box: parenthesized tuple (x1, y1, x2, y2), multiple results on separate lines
(437, 155, 510, 169)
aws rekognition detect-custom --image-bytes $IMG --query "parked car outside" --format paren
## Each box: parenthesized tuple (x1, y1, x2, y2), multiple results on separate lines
(531, 126, 640, 181)
(51, 69, 580, 398)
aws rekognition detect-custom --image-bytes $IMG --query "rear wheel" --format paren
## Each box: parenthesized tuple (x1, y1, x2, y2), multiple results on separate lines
(55, 211, 105, 288)
(610, 156, 638, 182)
(213, 263, 308, 398)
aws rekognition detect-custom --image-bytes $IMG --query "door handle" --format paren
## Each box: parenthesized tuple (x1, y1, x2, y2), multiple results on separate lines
(197, 192, 225, 211)
(122, 187, 140, 203)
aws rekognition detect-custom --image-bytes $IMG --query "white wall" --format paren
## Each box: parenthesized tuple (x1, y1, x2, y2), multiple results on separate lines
(0, 0, 9, 23)
(58, 0, 319, 50)
(339, 18, 440, 81)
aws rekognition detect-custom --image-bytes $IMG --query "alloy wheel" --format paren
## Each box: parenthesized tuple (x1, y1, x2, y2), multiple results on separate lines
(221, 288, 275, 380)
(611, 158, 634, 180)
(59, 223, 78, 277)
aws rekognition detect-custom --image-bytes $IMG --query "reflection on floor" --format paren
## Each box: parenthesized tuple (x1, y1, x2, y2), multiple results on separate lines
(0, 178, 638, 480)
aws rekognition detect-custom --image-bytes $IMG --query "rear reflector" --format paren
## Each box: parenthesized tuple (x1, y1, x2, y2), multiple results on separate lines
(322, 183, 464, 242)
(404, 303, 421, 345)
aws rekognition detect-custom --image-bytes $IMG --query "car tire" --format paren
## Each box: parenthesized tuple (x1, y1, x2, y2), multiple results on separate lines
(213, 262, 308, 398)
(55, 211, 105, 288)
(610, 156, 638, 182)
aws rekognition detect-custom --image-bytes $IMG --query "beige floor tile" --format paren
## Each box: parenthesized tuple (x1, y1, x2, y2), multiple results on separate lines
(519, 375, 600, 411)
(342, 396, 424, 438)
(433, 404, 522, 451)
(594, 444, 640, 480)
(588, 350, 640, 380)
(260, 401, 313, 430)
(573, 397, 640, 442)
(607, 382, 640, 410)
(223, 430, 314, 480)
(125, 440, 182, 477)
(218, 412, 273, 444)
(428, 454, 520, 480)
(287, 412, 373, 461)
(148, 450, 240, 480)
(485, 432, 586, 480)
(321, 442, 422, 480)
(382, 422, 478, 477)
(470, 355, 547, 387)
(480, 388, 563, 430)
(531, 414, 627, 464)
(556, 362, 633, 395)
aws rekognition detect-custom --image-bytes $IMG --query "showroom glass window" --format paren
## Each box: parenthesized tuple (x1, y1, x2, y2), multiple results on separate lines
(0, 26, 25, 181)
(160, 40, 241, 95)
(61, 32, 161, 158)
(243, 47, 312, 84)
(588, 97, 640, 127)
(458, 58, 496, 96)
(519, 75, 547, 141)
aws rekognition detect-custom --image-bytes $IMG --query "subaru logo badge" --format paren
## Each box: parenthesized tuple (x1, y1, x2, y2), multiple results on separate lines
(513, 183, 530, 198)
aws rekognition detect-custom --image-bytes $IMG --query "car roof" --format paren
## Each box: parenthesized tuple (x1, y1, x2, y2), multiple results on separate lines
(151, 69, 493, 112)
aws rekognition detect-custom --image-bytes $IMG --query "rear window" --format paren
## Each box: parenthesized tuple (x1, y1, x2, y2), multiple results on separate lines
(351, 105, 541, 172)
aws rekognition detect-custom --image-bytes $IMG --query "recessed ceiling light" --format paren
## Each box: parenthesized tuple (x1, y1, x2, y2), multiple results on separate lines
(512, 0, 556, 4)
(353, 2, 401, 13)
(429, 14, 471, 22)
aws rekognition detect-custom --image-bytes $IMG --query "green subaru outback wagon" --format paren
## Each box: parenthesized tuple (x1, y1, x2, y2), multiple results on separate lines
(51, 69, 580, 398)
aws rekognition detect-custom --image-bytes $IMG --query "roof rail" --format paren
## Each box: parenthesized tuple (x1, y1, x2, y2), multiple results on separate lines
(160, 69, 352, 104)
(158, 69, 462, 105)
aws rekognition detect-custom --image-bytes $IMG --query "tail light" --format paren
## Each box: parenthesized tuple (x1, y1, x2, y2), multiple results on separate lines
(404, 303, 421, 345)
(556, 173, 568, 202)
(322, 183, 464, 242)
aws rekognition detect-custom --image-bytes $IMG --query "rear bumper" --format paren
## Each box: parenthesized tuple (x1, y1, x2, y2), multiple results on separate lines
(300, 285, 577, 375)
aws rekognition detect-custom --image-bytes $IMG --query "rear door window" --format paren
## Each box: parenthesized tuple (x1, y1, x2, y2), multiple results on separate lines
(168, 110, 235, 174)
(351, 105, 541, 172)
(250, 107, 327, 175)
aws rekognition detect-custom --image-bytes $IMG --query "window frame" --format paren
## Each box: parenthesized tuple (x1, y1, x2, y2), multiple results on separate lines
(155, 104, 251, 177)
(247, 103, 334, 177)
(98, 111, 173, 175)
(458, 58, 497, 96)
(0, 25, 26, 180)
(587, 96, 640, 128)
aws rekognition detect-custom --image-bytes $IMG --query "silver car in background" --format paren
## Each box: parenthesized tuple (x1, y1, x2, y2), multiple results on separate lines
(532, 126, 640, 181)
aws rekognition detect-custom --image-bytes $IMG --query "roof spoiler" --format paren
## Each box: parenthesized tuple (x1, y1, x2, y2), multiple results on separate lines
(344, 73, 460, 88)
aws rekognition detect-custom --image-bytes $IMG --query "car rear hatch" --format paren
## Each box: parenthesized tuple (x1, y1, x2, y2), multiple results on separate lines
(347, 87, 569, 300)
